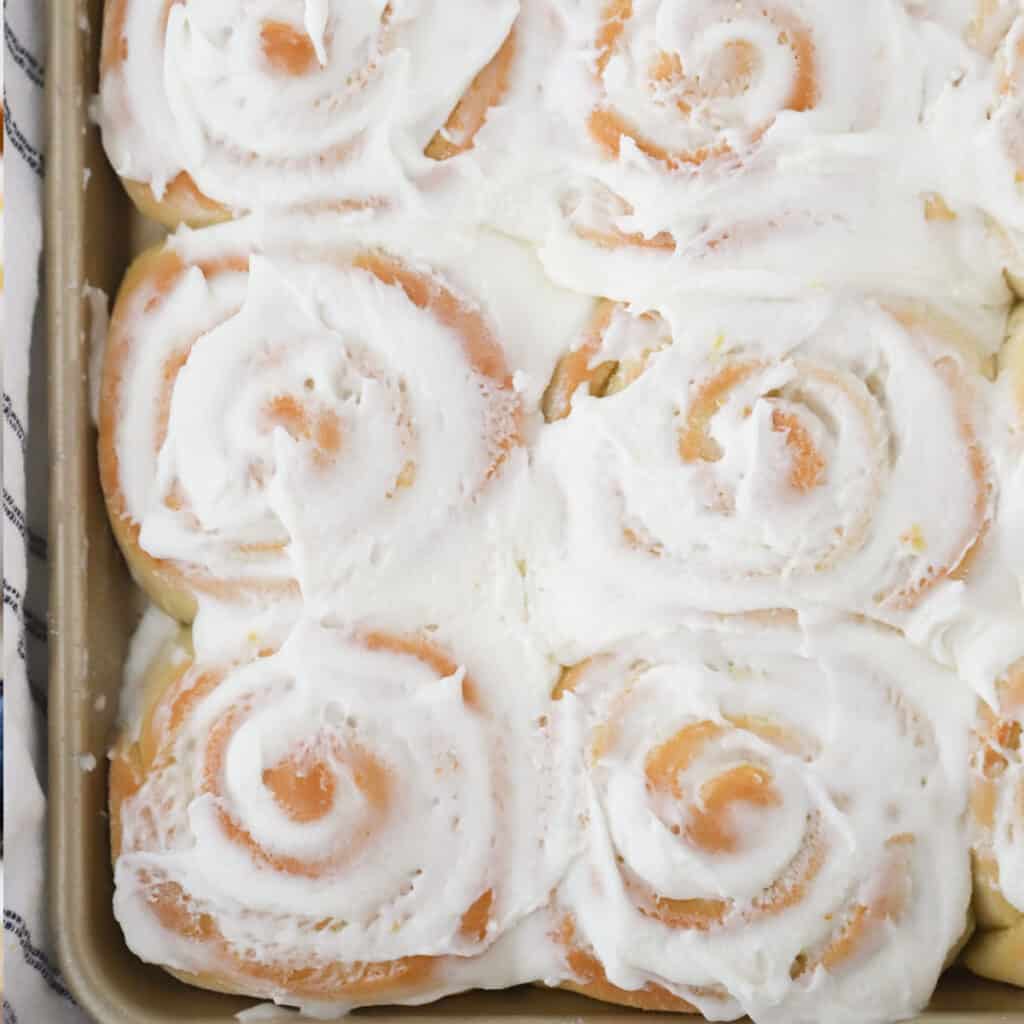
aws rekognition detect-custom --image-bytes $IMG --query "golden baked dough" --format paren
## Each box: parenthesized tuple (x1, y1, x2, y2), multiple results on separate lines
(963, 660, 1024, 987)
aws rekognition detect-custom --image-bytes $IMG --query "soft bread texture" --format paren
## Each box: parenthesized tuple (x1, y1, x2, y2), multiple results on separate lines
(1006, 306, 1024, 426)
(110, 613, 976, 1021)
(958, 312, 1024, 990)
(108, 626, 454, 1005)
(121, 176, 233, 233)
(99, 245, 210, 622)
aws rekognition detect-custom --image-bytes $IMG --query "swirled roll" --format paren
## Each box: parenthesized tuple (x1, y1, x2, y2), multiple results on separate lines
(531, 295, 1009, 657)
(110, 616, 573, 1012)
(549, 617, 973, 1023)
(466, 1, 1021, 307)
(98, 0, 519, 227)
(561, 0, 870, 175)
(964, 658, 1024, 987)
(97, 224, 537, 623)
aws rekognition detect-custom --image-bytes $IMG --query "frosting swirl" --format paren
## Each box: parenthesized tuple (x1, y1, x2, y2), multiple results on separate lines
(110, 618, 569, 1010)
(543, 0, 910, 260)
(581, 0, 827, 170)
(442, 1, 1024, 307)
(552, 617, 972, 1023)
(99, 231, 522, 621)
(532, 296, 1003, 656)
(99, 0, 519, 224)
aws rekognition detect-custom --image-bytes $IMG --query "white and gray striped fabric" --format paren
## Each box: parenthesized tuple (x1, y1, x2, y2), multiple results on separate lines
(3, 0, 88, 1019)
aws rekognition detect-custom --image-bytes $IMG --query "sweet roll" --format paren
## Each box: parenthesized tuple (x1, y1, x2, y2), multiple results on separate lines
(549, 617, 973, 1022)
(98, 227, 523, 622)
(532, 296, 1007, 656)
(98, 0, 520, 226)
(110, 617, 573, 1011)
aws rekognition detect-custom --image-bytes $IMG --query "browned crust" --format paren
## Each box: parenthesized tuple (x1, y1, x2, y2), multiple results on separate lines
(963, 922, 1024, 988)
(122, 175, 233, 232)
(98, 243, 297, 622)
(101, 0, 231, 228)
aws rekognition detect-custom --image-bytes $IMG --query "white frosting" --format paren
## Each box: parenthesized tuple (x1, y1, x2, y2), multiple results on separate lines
(452, 1, 1024, 307)
(115, 615, 579, 1014)
(144, 254, 506, 579)
(970, 15, 1024, 236)
(100, 0, 1024, 303)
(530, 294, 1017, 662)
(558, 617, 973, 1024)
(111, 218, 590, 605)
(101, 2, 1024, 1020)
(99, 0, 518, 211)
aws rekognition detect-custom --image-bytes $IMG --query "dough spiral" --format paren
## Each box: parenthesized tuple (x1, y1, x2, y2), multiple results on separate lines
(495, 1, 1022, 307)
(98, 230, 521, 622)
(550, 617, 972, 1023)
(547, 0, 851, 258)
(110, 618, 569, 1010)
(99, 0, 519, 226)
(534, 296, 1000, 653)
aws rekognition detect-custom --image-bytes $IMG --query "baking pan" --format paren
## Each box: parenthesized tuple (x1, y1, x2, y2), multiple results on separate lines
(45, 2, 1024, 1021)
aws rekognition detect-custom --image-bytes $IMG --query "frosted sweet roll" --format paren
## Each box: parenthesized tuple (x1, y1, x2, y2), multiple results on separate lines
(550, 618, 973, 1023)
(110, 618, 572, 1011)
(98, 227, 522, 622)
(533, 296, 1007, 654)
(976, 13, 1024, 242)
(98, 0, 519, 226)
(514, 0, 1020, 306)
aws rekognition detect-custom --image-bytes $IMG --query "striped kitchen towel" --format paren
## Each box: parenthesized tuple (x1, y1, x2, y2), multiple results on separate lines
(3, 0, 87, 1019)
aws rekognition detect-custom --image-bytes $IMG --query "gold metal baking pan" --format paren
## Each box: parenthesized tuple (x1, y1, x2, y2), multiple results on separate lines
(45, 2, 1024, 1020)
